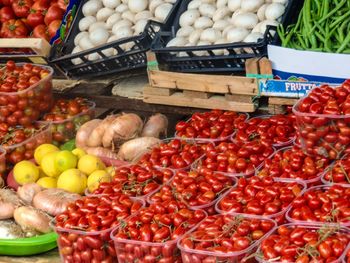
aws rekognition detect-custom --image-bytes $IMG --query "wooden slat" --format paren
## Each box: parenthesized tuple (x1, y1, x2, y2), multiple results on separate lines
(148, 70, 258, 95)
(245, 58, 259, 74)
(259, 57, 273, 75)
(225, 94, 254, 103)
(144, 86, 174, 96)
(269, 97, 298, 106)
(0, 38, 51, 57)
(183, 90, 211, 99)
(144, 92, 256, 112)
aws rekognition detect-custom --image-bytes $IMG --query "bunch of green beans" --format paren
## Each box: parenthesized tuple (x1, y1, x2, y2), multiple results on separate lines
(277, 0, 350, 53)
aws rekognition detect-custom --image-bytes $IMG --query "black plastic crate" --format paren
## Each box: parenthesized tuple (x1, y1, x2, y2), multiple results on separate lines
(151, 0, 303, 74)
(49, 0, 181, 79)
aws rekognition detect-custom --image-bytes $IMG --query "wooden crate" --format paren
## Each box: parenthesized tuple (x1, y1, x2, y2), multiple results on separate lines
(0, 38, 51, 64)
(144, 53, 273, 113)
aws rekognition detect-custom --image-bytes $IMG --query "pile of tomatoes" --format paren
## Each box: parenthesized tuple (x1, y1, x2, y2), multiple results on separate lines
(1, 123, 50, 165)
(258, 145, 330, 183)
(138, 139, 206, 170)
(259, 224, 350, 262)
(216, 176, 304, 224)
(294, 80, 350, 159)
(322, 156, 350, 184)
(55, 194, 143, 263)
(40, 98, 94, 144)
(149, 169, 234, 212)
(0, 0, 67, 41)
(195, 140, 275, 176)
(287, 184, 350, 225)
(113, 201, 206, 263)
(179, 214, 275, 263)
(90, 165, 174, 198)
(0, 61, 52, 128)
(234, 114, 296, 147)
(175, 110, 247, 140)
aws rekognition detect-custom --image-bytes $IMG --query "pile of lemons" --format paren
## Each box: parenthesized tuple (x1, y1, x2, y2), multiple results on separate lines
(13, 144, 114, 194)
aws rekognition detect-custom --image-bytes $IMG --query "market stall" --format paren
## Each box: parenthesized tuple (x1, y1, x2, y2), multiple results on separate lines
(0, 0, 350, 262)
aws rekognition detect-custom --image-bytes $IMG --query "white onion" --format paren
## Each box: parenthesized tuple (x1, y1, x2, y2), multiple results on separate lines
(82, 0, 103, 16)
(155, 3, 173, 21)
(96, 7, 114, 21)
(102, 0, 120, 8)
(74, 31, 89, 46)
(265, 3, 285, 20)
(78, 16, 96, 31)
(112, 20, 133, 35)
(226, 27, 250, 42)
(233, 13, 259, 29)
(90, 28, 109, 46)
(106, 13, 121, 29)
(128, 0, 148, 13)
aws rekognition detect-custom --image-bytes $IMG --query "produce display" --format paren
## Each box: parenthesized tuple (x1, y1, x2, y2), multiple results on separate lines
(166, 0, 289, 55)
(278, 0, 350, 53)
(216, 176, 304, 224)
(0, 61, 53, 128)
(234, 114, 296, 147)
(89, 164, 174, 198)
(175, 110, 247, 141)
(1, 123, 51, 167)
(112, 201, 206, 263)
(293, 80, 350, 159)
(0, 0, 68, 41)
(258, 145, 330, 184)
(72, 0, 177, 63)
(148, 169, 234, 213)
(40, 98, 95, 145)
(55, 194, 144, 263)
(286, 184, 350, 226)
(179, 214, 276, 263)
(257, 224, 350, 262)
(76, 112, 168, 161)
(322, 155, 350, 184)
(137, 138, 206, 170)
(194, 140, 275, 176)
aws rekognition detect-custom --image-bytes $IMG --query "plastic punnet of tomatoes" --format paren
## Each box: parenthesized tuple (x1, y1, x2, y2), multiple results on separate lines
(38, 98, 95, 146)
(148, 169, 236, 215)
(286, 184, 350, 226)
(175, 110, 248, 142)
(137, 138, 208, 171)
(0, 62, 53, 127)
(215, 176, 306, 224)
(192, 140, 275, 178)
(255, 223, 350, 263)
(234, 114, 296, 148)
(54, 194, 144, 263)
(1, 123, 51, 166)
(343, 248, 350, 263)
(321, 154, 350, 185)
(178, 214, 276, 263)
(293, 80, 350, 160)
(111, 201, 207, 263)
(257, 145, 330, 186)
(87, 165, 174, 199)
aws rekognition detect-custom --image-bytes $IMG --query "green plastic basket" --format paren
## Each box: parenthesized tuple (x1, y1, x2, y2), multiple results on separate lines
(0, 232, 57, 256)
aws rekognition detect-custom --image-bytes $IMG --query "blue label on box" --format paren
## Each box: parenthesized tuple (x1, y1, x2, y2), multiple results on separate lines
(259, 79, 333, 98)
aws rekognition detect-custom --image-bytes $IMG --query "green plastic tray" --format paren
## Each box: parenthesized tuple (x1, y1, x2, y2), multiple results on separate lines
(0, 232, 57, 256)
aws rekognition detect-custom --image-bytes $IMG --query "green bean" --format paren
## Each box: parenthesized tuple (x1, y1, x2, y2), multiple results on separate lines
(336, 33, 350, 53)
(319, 0, 347, 24)
(329, 9, 350, 28)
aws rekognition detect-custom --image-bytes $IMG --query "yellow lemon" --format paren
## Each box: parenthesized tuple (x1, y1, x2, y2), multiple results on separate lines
(55, 150, 78, 172)
(41, 151, 60, 177)
(106, 166, 116, 176)
(78, 154, 105, 176)
(57, 169, 87, 194)
(37, 177, 57, 188)
(13, 161, 39, 185)
(34, 144, 59, 165)
(72, 148, 86, 159)
(87, 170, 111, 193)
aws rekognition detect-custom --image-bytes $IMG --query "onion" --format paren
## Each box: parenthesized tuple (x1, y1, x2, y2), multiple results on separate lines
(0, 189, 22, 220)
(17, 183, 42, 204)
(117, 137, 161, 162)
(82, 0, 103, 17)
(85, 147, 119, 159)
(14, 206, 52, 234)
(33, 189, 81, 217)
(142, 113, 168, 138)
(76, 119, 102, 148)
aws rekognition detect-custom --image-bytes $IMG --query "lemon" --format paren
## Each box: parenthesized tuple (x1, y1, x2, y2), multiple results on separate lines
(55, 150, 78, 172)
(38, 167, 46, 178)
(41, 151, 60, 178)
(57, 169, 87, 194)
(37, 177, 57, 188)
(13, 161, 39, 185)
(87, 170, 111, 193)
(34, 144, 59, 165)
(78, 154, 105, 175)
(72, 148, 86, 159)
(106, 166, 116, 176)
